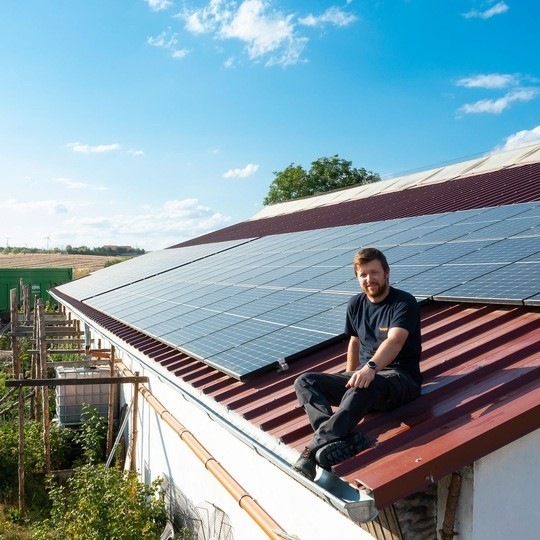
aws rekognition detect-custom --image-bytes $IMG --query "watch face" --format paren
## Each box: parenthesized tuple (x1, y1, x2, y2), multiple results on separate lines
(367, 361, 377, 370)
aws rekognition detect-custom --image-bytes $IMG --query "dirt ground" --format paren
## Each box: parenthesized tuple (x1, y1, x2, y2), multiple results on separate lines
(0, 253, 123, 279)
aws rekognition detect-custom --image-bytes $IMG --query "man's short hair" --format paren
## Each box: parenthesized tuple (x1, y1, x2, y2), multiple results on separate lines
(353, 247, 390, 275)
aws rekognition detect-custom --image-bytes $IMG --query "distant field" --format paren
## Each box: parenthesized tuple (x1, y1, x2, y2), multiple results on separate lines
(0, 253, 123, 278)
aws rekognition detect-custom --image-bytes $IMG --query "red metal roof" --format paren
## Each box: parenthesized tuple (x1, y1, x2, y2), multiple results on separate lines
(53, 293, 540, 510)
(171, 162, 540, 248)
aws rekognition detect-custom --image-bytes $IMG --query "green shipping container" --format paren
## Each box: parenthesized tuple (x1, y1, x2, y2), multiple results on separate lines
(0, 267, 73, 315)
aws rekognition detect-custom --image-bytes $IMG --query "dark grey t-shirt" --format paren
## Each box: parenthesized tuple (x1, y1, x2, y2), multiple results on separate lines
(344, 287, 422, 385)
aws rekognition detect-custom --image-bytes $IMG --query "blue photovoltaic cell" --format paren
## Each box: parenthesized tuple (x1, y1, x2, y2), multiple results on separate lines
(454, 237, 540, 264)
(458, 203, 536, 223)
(394, 263, 506, 297)
(463, 218, 536, 240)
(58, 201, 540, 380)
(405, 222, 485, 244)
(436, 261, 540, 303)
(383, 245, 430, 263)
(58, 239, 251, 300)
(394, 241, 493, 265)
(296, 303, 349, 335)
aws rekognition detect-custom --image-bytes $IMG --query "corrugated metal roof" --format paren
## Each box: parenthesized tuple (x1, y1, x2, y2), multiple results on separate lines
(171, 160, 540, 248)
(52, 292, 540, 510)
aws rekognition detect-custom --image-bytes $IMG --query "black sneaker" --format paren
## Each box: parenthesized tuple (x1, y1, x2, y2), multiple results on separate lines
(292, 447, 317, 481)
(315, 432, 371, 469)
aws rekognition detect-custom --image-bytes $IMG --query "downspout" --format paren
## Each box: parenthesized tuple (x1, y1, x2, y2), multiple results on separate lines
(117, 362, 291, 540)
(440, 472, 462, 540)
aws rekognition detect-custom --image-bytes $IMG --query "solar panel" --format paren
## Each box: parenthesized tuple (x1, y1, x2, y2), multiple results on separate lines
(463, 217, 536, 240)
(56, 239, 252, 300)
(455, 237, 540, 264)
(436, 261, 540, 304)
(393, 263, 506, 297)
(56, 201, 540, 380)
(393, 241, 493, 265)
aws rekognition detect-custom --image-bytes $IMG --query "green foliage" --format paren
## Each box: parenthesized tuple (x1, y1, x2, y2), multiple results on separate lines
(0, 334, 10, 350)
(103, 257, 130, 268)
(65, 245, 145, 256)
(0, 421, 74, 504)
(263, 154, 380, 205)
(33, 465, 167, 540)
(73, 405, 108, 465)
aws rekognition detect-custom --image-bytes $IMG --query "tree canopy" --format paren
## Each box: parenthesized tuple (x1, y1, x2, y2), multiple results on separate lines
(263, 155, 380, 206)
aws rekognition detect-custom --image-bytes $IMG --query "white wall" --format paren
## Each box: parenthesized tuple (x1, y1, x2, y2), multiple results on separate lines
(438, 428, 540, 540)
(472, 428, 540, 540)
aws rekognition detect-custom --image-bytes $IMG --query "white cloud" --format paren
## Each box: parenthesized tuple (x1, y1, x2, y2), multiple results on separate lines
(174, 1, 358, 67)
(53, 177, 88, 189)
(456, 73, 518, 89)
(52, 177, 109, 191)
(223, 163, 259, 178)
(299, 6, 357, 28)
(68, 141, 120, 154)
(61, 198, 231, 249)
(2, 196, 229, 250)
(497, 126, 540, 151)
(458, 88, 538, 115)
(147, 0, 173, 12)
(463, 1, 509, 19)
(180, 0, 313, 67)
(128, 149, 145, 156)
(220, 1, 302, 64)
(0, 198, 86, 215)
(147, 28, 190, 59)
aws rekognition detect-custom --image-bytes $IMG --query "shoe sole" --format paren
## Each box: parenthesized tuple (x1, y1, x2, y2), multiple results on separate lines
(315, 432, 370, 469)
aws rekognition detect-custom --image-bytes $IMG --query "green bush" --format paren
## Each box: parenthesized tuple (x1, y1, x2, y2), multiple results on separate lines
(33, 465, 166, 540)
(73, 404, 108, 465)
(0, 421, 74, 504)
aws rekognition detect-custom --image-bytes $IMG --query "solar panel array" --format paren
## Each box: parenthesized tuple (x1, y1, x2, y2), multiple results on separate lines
(57, 202, 540, 380)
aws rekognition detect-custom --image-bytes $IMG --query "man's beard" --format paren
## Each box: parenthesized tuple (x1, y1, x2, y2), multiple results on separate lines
(364, 279, 389, 300)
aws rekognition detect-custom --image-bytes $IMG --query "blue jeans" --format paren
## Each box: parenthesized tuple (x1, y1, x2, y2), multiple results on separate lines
(294, 369, 421, 450)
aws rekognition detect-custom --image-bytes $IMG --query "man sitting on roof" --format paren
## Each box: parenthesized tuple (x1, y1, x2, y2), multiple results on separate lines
(293, 247, 422, 481)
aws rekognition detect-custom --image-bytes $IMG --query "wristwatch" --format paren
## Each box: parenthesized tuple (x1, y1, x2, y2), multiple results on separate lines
(367, 360, 378, 371)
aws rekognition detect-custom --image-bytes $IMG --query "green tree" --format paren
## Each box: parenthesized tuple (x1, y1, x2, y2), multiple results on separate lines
(263, 155, 380, 205)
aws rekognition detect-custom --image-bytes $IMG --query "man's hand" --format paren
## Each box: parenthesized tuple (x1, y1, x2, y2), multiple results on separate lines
(346, 365, 376, 389)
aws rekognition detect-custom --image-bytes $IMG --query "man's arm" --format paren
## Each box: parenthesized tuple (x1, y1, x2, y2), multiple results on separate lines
(346, 336, 360, 372)
(346, 327, 409, 389)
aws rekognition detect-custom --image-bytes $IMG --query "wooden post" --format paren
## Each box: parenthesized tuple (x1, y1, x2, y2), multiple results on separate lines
(18, 374, 26, 515)
(130, 371, 140, 472)
(21, 281, 30, 323)
(106, 346, 116, 459)
(32, 296, 41, 421)
(37, 300, 51, 473)
(10, 289, 20, 378)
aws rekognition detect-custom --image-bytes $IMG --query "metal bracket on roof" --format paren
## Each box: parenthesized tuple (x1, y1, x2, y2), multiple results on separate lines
(276, 358, 289, 372)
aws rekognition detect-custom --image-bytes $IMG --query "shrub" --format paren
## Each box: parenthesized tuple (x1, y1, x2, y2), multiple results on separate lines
(33, 465, 166, 540)
(73, 404, 108, 465)
(0, 421, 74, 504)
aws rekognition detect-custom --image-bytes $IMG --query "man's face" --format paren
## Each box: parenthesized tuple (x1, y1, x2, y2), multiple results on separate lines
(356, 259, 390, 302)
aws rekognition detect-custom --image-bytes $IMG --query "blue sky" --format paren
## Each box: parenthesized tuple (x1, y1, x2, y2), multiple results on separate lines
(1, 0, 539, 251)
